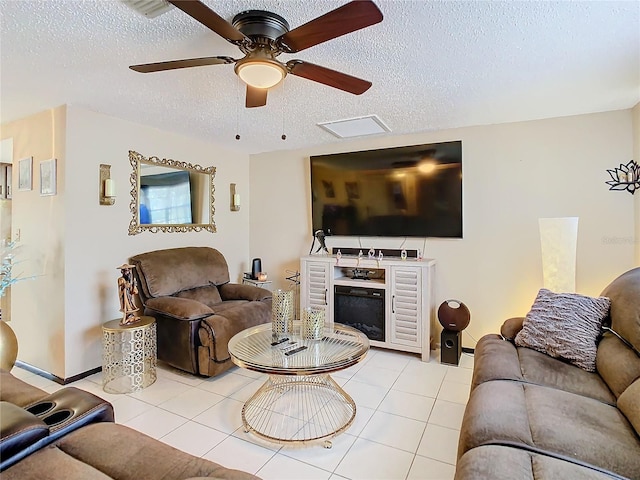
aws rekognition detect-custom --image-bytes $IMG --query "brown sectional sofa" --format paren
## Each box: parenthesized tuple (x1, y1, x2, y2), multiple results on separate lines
(0, 369, 260, 479)
(456, 267, 640, 480)
(130, 247, 272, 377)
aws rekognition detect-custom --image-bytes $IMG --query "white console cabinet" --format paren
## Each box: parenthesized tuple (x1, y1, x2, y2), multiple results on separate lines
(300, 255, 436, 361)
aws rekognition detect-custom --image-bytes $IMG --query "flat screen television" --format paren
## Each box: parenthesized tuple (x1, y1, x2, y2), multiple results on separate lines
(310, 141, 462, 238)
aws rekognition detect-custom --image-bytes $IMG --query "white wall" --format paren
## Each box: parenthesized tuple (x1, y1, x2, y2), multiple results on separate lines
(3, 106, 251, 378)
(1, 107, 67, 377)
(249, 110, 636, 349)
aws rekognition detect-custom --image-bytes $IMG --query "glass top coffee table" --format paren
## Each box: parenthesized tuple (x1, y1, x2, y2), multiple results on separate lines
(228, 322, 369, 447)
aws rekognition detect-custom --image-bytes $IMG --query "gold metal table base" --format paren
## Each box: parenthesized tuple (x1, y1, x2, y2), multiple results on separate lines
(242, 374, 356, 448)
(102, 317, 157, 394)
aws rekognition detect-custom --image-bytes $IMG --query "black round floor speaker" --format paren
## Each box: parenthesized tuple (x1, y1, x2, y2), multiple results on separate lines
(251, 258, 262, 279)
(438, 300, 470, 332)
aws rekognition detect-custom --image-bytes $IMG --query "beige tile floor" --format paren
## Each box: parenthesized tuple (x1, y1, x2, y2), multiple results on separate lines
(13, 348, 474, 480)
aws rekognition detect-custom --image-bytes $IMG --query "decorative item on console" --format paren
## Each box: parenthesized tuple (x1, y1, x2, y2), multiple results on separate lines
(606, 160, 639, 194)
(331, 247, 419, 258)
(309, 229, 329, 255)
(345, 268, 381, 281)
(117, 264, 140, 325)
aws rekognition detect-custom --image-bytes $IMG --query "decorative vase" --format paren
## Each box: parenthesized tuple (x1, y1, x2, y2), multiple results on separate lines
(0, 320, 18, 370)
(272, 289, 294, 334)
(302, 307, 325, 340)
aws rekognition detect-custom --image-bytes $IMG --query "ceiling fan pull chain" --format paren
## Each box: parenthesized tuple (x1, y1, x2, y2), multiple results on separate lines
(235, 79, 241, 140)
(281, 82, 287, 140)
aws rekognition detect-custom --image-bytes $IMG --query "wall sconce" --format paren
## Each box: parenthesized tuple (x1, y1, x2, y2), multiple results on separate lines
(99, 164, 115, 206)
(539, 217, 579, 293)
(230, 183, 240, 212)
(606, 160, 639, 194)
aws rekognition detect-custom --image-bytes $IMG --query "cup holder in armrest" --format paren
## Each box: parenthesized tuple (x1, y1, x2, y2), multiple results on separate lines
(42, 409, 73, 427)
(25, 401, 55, 416)
(24, 387, 114, 442)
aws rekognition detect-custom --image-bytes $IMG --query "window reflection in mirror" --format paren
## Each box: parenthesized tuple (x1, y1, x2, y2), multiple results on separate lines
(128, 151, 216, 235)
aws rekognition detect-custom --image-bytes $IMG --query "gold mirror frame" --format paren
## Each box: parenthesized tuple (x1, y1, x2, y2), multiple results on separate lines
(128, 150, 216, 235)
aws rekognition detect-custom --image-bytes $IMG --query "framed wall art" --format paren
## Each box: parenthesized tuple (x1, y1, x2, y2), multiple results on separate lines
(40, 158, 57, 196)
(18, 157, 32, 191)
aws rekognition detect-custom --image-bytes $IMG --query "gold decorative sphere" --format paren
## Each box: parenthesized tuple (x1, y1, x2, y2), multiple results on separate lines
(0, 321, 18, 370)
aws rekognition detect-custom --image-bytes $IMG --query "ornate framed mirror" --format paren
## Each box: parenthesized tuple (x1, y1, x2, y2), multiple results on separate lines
(128, 150, 216, 235)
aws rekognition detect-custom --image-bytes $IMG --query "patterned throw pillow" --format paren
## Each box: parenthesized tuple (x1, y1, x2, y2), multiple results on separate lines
(515, 288, 611, 372)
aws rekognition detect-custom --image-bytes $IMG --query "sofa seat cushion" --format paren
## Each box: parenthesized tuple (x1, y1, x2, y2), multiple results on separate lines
(0, 370, 48, 407)
(472, 335, 616, 405)
(458, 380, 640, 479)
(455, 445, 626, 480)
(2, 422, 260, 480)
(455, 445, 624, 480)
(617, 378, 640, 435)
(210, 300, 250, 315)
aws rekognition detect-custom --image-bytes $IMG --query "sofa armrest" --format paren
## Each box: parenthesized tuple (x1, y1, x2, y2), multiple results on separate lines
(145, 296, 214, 321)
(218, 283, 272, 302)
(0, 401, 49, 469)
(500, 317, 525, 341)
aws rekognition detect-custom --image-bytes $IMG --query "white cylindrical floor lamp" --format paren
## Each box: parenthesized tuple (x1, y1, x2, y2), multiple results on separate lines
(538, 217, 579, 293)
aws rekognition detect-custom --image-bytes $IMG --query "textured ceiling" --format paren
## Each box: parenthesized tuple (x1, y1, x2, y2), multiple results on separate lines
(1, 0, 639, 155)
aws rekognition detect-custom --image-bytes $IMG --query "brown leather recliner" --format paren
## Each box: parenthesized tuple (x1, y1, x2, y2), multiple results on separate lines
(129, 247, 272, 377)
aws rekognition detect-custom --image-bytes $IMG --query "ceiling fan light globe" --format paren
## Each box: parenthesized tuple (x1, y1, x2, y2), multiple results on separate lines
(235, 61, 285, 89)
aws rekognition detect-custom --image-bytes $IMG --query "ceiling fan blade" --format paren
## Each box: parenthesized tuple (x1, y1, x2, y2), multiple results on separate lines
(167, 0, 246, 44)
(130, 56, 235, 73)
(287, 60, 372, 95)
(277, 0, 383, 53)
(246, 85, 268, 108)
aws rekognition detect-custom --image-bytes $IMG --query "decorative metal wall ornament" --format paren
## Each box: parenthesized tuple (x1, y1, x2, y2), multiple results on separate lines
(606, 160, 639, 194)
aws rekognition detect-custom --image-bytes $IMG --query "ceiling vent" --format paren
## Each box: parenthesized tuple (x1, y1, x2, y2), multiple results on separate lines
(317, 115, 391, 139)
(121, 0, 174, 18)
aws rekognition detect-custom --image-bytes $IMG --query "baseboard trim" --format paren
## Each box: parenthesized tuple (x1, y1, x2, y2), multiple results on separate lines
(462, 347, 475, 355)
(14, 361, 102, 385)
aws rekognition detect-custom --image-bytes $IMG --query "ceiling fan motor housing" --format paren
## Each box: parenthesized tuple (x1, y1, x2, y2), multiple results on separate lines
(232, 10, 290, 47)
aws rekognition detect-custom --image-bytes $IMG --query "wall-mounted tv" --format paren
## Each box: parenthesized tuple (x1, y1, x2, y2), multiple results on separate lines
(310, 141, 462, 238)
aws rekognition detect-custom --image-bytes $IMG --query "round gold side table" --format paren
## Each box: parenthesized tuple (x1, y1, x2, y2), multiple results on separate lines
(102, 316, 157, 394)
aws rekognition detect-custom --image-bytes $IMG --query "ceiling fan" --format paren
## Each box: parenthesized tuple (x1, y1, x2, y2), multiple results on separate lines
(129, 0, 383, 108)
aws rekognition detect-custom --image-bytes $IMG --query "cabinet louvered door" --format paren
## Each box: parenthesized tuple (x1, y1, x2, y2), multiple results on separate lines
(390, 267, 422, 347)
(301, 261, 331, 318)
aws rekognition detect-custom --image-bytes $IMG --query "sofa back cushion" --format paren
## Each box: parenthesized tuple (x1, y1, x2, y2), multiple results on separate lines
(175, 285, 223, 309)
(596, 267, 640, 397)
(130, 247, 230, 299)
